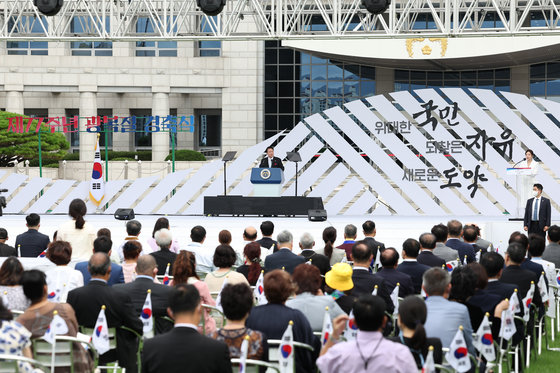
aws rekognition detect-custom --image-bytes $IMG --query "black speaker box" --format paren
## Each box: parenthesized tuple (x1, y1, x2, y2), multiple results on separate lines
(308, 209, 327, 222)
(114, 208, 135, 220)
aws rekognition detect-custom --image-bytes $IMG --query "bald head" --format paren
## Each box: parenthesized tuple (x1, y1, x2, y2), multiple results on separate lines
(136, 255, 157, 277)
(88, 252, 111, 279)
(243, 226, 258, 241)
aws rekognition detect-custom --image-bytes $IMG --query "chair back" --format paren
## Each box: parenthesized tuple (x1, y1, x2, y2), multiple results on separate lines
(32, 335, 97, 373)
(266, 339, 314, 365)
(0, 353, 49, 373)
(200, 304, 226, 334)
(231, 358, 280, 373)
(79, 325, 118, 355)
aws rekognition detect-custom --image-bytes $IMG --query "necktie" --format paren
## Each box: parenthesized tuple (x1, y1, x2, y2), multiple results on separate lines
(533, 198, 539, 221)
(268, 158, 272, 168)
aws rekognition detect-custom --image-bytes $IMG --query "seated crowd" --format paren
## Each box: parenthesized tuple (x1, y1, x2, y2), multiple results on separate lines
(0, 199, 559, 372)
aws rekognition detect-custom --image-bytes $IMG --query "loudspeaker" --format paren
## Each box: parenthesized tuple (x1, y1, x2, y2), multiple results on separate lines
(114, 208, 135, 220)
(308, 209, 327, 222)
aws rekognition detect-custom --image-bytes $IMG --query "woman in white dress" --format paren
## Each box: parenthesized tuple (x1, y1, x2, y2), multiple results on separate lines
(56, 199, 96, 262)
(519, 149, 539, 200)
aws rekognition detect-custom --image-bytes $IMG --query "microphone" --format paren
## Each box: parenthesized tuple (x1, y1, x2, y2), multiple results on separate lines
(0, 189, 7, 193)
(512, 158, 526, 168)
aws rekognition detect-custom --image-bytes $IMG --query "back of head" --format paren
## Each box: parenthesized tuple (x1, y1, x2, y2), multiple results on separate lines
(528, 234, 546, 257)
(480, 252, 505, 278)
(462, 225, 478, 243)
(422, 268, 450, 296)
(0, 257, 24, 286)
(380, 247, 399, 268)
(155, 228, 173, 249)
(69, 198, 87, 229)
(277, 230, 293, 246)
(447, 220, 462, 237)
(292, 263, 321, 295)
(351, 241, 372, 264)
(0, 228, 7, 241)
(468, 262, 488, 290)
(508, 231, 529, 250)
(26, 213, 40, 227)
(344, 224, 357, 239)
(213, 244, 237, 268)
(136, 255, 157, 277)
(97, 228, 112, 239)
(299, 232, 314, 250)
(169, 284, 200, 314)
(431, 224, 448, 243)
(449, 266, 477, 302)
(152, 217, 169, 238)
(21, 270, 47, 303)
(243, 226, 257, 241)
(362, 220, 375, 235)
(322, 226, 337, 260)
(398, 296, 427, 350)
(506, 242, 526, 265)
(173, 251, 198, 283)
(264, 269, 294, 304)
(243, 242, 262, 285)
(548, 225, 560, 243)
(354, 295, 386, 331)
(126, 220, 142, 236)
(123, 240, 142, 260)
(418, 233, 436, 250)
(93, 235, 113, 254)
(190, 225, 206, 243)
(46, 240, 72, 265)
(260, 221, 274, 237)
(220, 283, 254, 321)
(218, 230, 232, 245)
(88, 252, 111, 277)
(402, 238, 421, 258)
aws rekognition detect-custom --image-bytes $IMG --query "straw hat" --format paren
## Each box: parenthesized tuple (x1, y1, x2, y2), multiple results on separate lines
(325, 263, 354, 292)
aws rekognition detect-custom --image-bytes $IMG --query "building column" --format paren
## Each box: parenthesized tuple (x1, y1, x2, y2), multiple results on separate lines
(152, 91, 170, 161)
(79, 90, 98, 162)
(177, 93, 194, 150)
(375, 67, 395, 96)
(112, 93, 131, 151)
(511, 66, 530, 97)
(5, 90, 24, 115)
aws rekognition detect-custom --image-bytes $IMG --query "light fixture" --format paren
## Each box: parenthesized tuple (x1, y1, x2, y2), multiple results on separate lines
(362, 0, 390, 15)
(33, 0, 64, 16)
(197, 0, 226, 16)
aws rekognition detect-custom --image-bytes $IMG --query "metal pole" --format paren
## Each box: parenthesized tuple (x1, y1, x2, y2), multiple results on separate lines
(294, 162, 298, 197)
(171, 130, 176, 172)
(38, 129, 42, 178)
(223, 161, 227, 196)
(104, 125, 109, 182)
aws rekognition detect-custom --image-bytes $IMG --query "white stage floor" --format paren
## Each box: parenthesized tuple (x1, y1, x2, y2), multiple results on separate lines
(0, 214, 546, 256)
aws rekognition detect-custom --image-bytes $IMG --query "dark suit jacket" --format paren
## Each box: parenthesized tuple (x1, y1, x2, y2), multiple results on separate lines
(299, 250, 330, 276)
(264, 248, 305, 274)
(351, 268, 394, 313)
(523, 196, 552, 231)
(336, 241, 355, 260)
(521, 259, 546, 284)
(75, 261, 125, 286)
(446, 238, 476, 264)
(14, 229, 50, 257)
(375, 268, 415, 298)
(397, 261, 431, 294)
(417, 251, 446, 268)
(141, 327, 232, 373)
(485, 280, 517, 301)
(363, 237, 385, 260)
(500, 265, 542, 307)
(113, 277, 173, 335)
(468, 289, 503, 315)
(257, 237, 278, 251)
(67, 280, 143, 373)
(0, 243, 16, 257)
(259, 156, 284, 171)
(150, 249, 178, 275)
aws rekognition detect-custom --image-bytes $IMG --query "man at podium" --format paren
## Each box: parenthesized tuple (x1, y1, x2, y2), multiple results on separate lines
(259, 146, 284, 171)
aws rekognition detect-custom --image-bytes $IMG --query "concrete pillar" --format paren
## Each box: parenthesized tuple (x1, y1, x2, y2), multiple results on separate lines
(112, 93, 131, 151)
(6, 91, 24, 114)
(375, 67, 395, 96)
(511, 66, 530, 97)
(177, 93, 195, 150)
(79, 91, 98, 162)
(152, 92, 170, 161)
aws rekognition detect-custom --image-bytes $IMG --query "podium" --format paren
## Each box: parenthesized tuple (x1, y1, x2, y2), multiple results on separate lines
(251, 168, 284, 197)
(506, 167, 533, 219)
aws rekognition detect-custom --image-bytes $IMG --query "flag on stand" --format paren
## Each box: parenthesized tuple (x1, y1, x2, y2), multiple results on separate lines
(238, 335, 249, 373)
(253, 271, 267, 305)
(474, 313, 495, 362)
(499, 304, 516, 341)
(216, 277, 229, 312)
(445, 326, 471, 373)
(547, 287, 556, 318)
(92, 305, 110, 355)
(522, 282, 535, 322)
(89, 136, 105, 207)
(162, 263, 171, 285)
(140, 290, 154, 339)
(390, 283, 400, 315)
(510, 289, 520, 313)
(1, 291, 9, 310)
(445, 260, 458, 273)
(38, 249, 47, 258)
(421, 346, 436, 373)
(320, 307, 333, 347)
(343, 310, 359, 341)
(279, 321, 294, 373)
(372, 285, 378, 296)
(538, 273, 549, 303)
(43, 311, 69, 345)
(373, 248, 381, 270)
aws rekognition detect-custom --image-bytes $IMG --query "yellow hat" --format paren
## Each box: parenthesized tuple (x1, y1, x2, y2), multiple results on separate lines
(325, 263, 354, 292)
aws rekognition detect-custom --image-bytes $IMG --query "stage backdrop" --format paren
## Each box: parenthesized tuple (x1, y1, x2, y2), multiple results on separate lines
(1, 88, 559, 217)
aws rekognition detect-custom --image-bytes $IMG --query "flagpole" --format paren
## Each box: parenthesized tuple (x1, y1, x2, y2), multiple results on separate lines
(51, 310, 57, 372)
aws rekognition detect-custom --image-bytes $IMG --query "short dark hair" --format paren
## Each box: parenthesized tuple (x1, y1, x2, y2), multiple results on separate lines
(526, 149, 535, 157)
(419, 233, 436, 250)
(190, 225, 206, 243)
(351, 241, 371, 263)
(0, 257, 24, 286)
(534, 183, 543, 191)
(220, 283, 254, 321)
(26, 213, 40, 227)
(480, 252, 505, 278)
(362, 220, 376, 235)
(218, 230, 232, 245)
(260, 221, 274, 237)
(264, 270, 294, 304)
(169, 284, 200, 314)
(213, 244, 237, 268)
(468, 262, 488, 290)
(123, 240, 142, 260)
(97, 228, 112, 239)
(292, 264, 322, 295)
(46, 241, 72, 265)
(380, 247, 399, 267)
(528, 234, 546, 257)
(353, 295, 386, 332)
(93, 236, 112, 254)
(126, 220, 142, 236)
(402, 238, 420, 258)
(548, 225, 560, 243)
(88, 253, 111, 276)
(243, 228, 257, 241)
(265, 146, 274, 152)
(462, 225, 477, 243)
(431, 224, 448, 242)
(21, 270, 47, 303)
(447, 220, 463, 237)
(506, 243, 526, 264)
(508, 231, 529, 249)
(449, 266, 477, 303)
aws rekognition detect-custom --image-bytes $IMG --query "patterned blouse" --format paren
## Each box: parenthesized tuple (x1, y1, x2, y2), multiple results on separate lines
(0, 320, 40, 373)
(0, 285, 30, 311)
(211, 327, 268, 361)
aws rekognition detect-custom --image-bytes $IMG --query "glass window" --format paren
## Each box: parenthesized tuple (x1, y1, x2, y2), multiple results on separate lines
(136, 17, 177, 57)
(198, 114, 221, 147)
(70, 16, 112, 56)
(7, 16, 48, 55)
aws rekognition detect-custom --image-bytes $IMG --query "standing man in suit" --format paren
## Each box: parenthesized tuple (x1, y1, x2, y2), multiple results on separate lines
(264, 230, 305, 274)
(543, 225, 560, 267)
(397, 238, 430, 294)
(417, 233, 446, 268)
(14, 213, 50, 257)
(259, 146, 284, 171)
(376, 248, 414, 298)
(257, 220, 278, 252)
(431, 224, 458, 262)
(446, 220, 476, 264)
(113, 255, 173, 334)
(0, 228, 16, 257)
(336, 224, 357, 260)
(67, 253, 143, 372)
(298, 232, 330, 277)
(75, 236, 125, 286)
(141, 284, 232, 373)
(362, 220, 385, 260)
(524, 183, 551, 238)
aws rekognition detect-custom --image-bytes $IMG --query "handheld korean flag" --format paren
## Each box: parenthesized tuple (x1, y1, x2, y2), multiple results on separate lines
(47, 288, 61, 303)
(522, 281, 535, 322)
(306, 259, 312, 265)
(372, 284, 378, 296)
(421, 345, 436, 373)
(43, 310, 69, 345)
(390, 283, 400, 315)
(499, 300, 516, 341)
(373, 248, 381, 270)
(475, 250, 481, 263)
(92, 305, 110, 355)
(510, 289, 520, 313)
(89, 135, 105, 207)
(445, 260, 457, 273)
(215, 276, 229, 312)
(162, 263, 171, 285)
(38, 249, 47, 258)
(445, 326, 471, 373)
(474, 313, 495, 362)
(1, 291, 8, 310)
(538, 273, 549, 303)
(547, 287, 556, 318)
(239, 335, 250, 373)
(343, 310, 359, 341)
(140, 290, 154, 339)
(279, 321, 294, 373)
(320, 307, 333, 347)
(253, 271, 267, 305)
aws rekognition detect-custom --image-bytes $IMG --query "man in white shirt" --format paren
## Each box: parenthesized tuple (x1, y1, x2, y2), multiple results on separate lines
(184, 225, 214, 273)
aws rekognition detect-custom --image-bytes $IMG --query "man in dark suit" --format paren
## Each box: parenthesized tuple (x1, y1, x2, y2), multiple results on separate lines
(336, 224, 357, 260)
(14, 213, 50, 257)
(259, 146, 284, 170)
(264, 230, 305, 274)
(544, 225, 560, 267)
(0, 228, 16, 257)
(67, 253, 143, 373)
(256, 220, 278, 252)
(362, 220, 385, 261)
(500, 243, 542, 308)
(524, 183, 551, 239)
(113, 255, 173, 335)
(397, 238, 430, 294)
(298, 232, 330, 276)
(75, 236, 125, 286)
(463, 225, 485, 257)
(480, 252, 517, 301)
(446, 220, 476, 264)
(417, 233, 446, 268)
(141, 284, 232, 373)
(509, 232, 547, 283)
(376, 248, 414, 298)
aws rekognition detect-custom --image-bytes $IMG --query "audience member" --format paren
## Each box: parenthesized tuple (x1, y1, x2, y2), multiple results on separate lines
(315, 227, 345, 265)
(56, 199, 96, 261)
(236, 242, 262, 286)
(75, 235, 125, 286)
(317, 295, 417, 373)
(480, 252, 517, 301)
(122, 240, 143, 283)
(44, 240, 84, 301)
(204, 244, 249, 293)
(449, 265, 484, 330)
(147, 217, 180, 254)
(362, 220, 385, 261)
(185, 225, 213, 273)
(113, 255, 174, 335)
(97, 228, 111, 239)
(150, 228, 178, 276)
(417, 232, 446, 268)
(298, 232, 330, 276)
(397, 238, 430, 294)
(471, 224, 493, 251)
(466, 262, 503, 317)
(0, 257, 30, 310)
(376, 248, 414, 297)
(509, 232, 547, 284)
(324, 263, 356, 314)
(15, 213, 50, 257)
(0, 228, 16, 257)
(528, 234, 556, 285)
(337, 224, 357, 260)
(543, 225, 560, 267)
(287, 264, 345, 331)
(116, 220, 143, 262)
(141, 284, 232, 373)
(264, 230, 305, 274)
(67, 253, 143, 372)
(218, 230, 232, 245)
(445, 220, 476, 264)
(431, 224, 458, 262)
(0, 298, 35, 370)
(463, 224, 485, 256)
(242, 226, 258, 244)
(211, 283, 267, 360)
(500, 242, 542, 308)
(246, 270, 319, 373)
(256, 220, 278, 251)
(389, 296, 443, 369)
